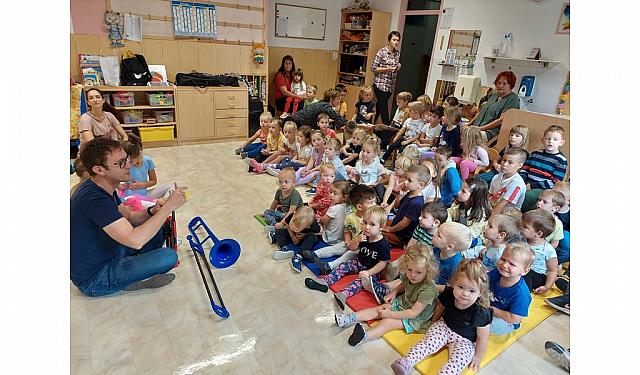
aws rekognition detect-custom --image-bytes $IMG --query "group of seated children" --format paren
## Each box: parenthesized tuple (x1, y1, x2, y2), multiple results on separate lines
(234, 92, 569, 375)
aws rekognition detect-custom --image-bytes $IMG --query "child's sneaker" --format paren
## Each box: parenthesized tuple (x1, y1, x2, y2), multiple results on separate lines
(243, 157, 253, 166)
(305, 277, 328, 293)
(334, 291, 347, 311)
(391, 358, 411, 375)
(348, 322, 368, 347)
(250, 159, 264, 174)
(290, 254, 303, 273)
(234, 147, 242, 155)
(313, 259, 332, 275)
(266, 166, 281, 177)
(362, 275, 389, 305)
(544, 341, 570, 371)
(273, 246, 294, 260)
(545, 294, 570, 315)
(301, 249, 318, 261)
(305, 187, 317, 195)
(240, 151, 248, 159)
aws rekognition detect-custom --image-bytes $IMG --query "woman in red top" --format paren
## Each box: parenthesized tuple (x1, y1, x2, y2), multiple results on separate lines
(274, 55, 306, 113)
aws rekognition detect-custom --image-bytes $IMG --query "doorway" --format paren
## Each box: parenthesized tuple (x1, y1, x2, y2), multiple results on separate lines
(395, 15, 439, 101)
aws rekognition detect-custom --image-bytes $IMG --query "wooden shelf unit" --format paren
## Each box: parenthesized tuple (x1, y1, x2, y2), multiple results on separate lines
(336, 8, 390, 118)
(95, 85, 178, 147)
(483, 56, 560, 69)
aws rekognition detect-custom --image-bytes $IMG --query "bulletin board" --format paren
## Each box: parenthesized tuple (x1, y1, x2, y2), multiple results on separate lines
(275, 3, 326, 40)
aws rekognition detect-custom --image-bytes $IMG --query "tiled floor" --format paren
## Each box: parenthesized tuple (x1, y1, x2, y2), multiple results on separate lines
(70, 141, 570, 375)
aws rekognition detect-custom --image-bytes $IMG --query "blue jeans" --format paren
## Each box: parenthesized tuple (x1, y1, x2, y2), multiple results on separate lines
(244, 143, 266, 158)
(557, 230, 570, 264)
(476, 170, 497, 184)
(490, 316, 516, 335)
(263, 209, 285, 225)
(77, 230, 178, 297)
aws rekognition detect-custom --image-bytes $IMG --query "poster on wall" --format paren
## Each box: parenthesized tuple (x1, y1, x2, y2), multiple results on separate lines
(440, 7, 454, 29)
(556, 3, 569, 34)
(171, 0, 217, 38)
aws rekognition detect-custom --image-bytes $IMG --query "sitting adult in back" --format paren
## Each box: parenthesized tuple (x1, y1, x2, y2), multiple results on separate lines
(287, 89, 348, 130)
(79, 88, 128, 146)
(70, 138, 187, 297)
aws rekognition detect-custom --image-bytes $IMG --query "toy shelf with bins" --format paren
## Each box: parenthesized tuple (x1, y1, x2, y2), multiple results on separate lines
(336, 8, 390, 118)
(96, 85, 178, 148)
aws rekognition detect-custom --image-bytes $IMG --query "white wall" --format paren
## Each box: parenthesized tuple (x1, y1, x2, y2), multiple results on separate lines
(425, 0, 569, 115)
(266, 0, 402, 50)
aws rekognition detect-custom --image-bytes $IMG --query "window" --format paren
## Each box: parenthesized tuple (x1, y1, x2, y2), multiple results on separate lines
(407, 0, 441, 11)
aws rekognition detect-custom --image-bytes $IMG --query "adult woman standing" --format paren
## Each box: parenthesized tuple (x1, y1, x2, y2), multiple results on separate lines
(371, 31, 401, 125)
(273, 55, 305, 113)
(469, 71, 520, 144)
(78, 88, 128, 145)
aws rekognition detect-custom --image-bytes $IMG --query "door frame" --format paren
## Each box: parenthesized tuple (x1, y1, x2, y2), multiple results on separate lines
(396, 0, 443, 97)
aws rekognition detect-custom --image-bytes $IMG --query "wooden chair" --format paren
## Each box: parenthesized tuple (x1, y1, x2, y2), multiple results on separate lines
(474, 147, 500, 176)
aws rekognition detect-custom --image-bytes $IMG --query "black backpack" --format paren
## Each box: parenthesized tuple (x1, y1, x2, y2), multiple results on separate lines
(121, 54, 152, 86)
(175, 71, 239, 87)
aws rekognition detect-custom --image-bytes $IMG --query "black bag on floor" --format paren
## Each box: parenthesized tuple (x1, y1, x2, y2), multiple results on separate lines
(121, 54, 152, 86)
(175, 71, 239, 87)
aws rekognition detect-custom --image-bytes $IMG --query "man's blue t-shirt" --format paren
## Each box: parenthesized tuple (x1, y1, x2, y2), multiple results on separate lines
(392, 194, 424, 242)
(70, 180, 124, 287)
(124, 155, 155, 196)
(488, 268, 531, 329)
(433, 247, 462, 285)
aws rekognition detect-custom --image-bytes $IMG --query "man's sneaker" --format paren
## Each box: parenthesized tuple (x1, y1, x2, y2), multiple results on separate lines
(266, 166, 281, 177)
(301, 249, 318, 261)
(385, 258, 401, 281)
(234, 147, 242, 155)
(334, 292, 347, 311)
(391, 358, 411, 375)
(555, 274, 570, 294)
(313, 259, 332, 275)
(124, 273, 176, 291)
(290, 255, 303, 273)
(545, 341, 570, 372)
(362, 275, 389, 305)
(240, 151, 248, 159)
(305, 187, 317, 195)
(545, 294, 570, 315)
(273, 246, 295, 260)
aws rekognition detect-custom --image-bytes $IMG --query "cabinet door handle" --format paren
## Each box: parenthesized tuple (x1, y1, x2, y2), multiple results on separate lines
(228, 95, 235, 99)
(228, 122, 236, 126)
(228, 104, 235, 108)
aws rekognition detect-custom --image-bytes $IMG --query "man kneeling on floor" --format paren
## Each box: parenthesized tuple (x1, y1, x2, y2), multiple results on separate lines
(71, 138, 187, 297)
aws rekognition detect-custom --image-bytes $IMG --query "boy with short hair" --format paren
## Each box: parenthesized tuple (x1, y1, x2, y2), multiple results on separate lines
(304, 84, 319, 107)
(488, 242, 535, 335)
(519, 209, 558, 293)
(334, 84, 348, 119)
(263, 168, 303, 227)
(382, 165, 429, 246)
(245, 117, 285, 166)
(435, 145, 462, 207)
(489, 147, 528, 215)
(317, 112, 337, 140)
(520, 125, 568, 211)
(553, 181, 570, 264)
(431, 221, 472, 285)
(324, 138, 348, 181)
(536, 189, 566, 249)
(340, 128, 366, 167)
(312, 184, 377, 274)
(374, 91, 412, 150)
(272, 206, 322, 274)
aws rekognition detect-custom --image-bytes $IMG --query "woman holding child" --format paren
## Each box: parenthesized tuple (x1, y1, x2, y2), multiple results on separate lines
(274, 55, 306, 113)
(469, 71, 520, 144)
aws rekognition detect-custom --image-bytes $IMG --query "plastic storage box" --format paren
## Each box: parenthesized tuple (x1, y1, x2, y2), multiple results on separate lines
(123, 109, 143, 124)
(112, 92, 135, 106)
(139, 126, 175, 142)
(153, 110, 174, 123)
(146, 93, 174, 106)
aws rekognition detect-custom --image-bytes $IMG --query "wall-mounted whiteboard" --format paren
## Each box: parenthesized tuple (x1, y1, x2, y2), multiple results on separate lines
(275, 3, 326, 40)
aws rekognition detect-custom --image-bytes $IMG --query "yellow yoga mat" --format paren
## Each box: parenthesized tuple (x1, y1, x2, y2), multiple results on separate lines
(382, 289, 563, 375)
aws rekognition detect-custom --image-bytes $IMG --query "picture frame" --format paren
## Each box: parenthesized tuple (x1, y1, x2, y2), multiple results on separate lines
(556, 3, 569, 34)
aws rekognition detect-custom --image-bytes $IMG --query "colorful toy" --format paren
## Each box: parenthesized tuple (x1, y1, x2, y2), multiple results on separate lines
(187, 216, 241, 319)
(253, 43, 265, 64)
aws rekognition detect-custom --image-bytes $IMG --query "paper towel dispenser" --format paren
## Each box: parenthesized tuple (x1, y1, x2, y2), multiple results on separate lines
(454, 75, 481, 104)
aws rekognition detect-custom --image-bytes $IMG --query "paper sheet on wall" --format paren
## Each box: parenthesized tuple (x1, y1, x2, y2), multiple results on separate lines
(124, 13, 142, 42)
(440, 7, 454, 29)
(99, 56, 120, 86)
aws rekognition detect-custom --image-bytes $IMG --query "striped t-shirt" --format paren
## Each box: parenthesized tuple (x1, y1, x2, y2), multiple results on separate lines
(520, 150, 567, 189)
(411, 225, 434, 250)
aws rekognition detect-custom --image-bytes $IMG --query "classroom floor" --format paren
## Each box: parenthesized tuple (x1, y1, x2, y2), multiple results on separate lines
(70, 141, 570, 375)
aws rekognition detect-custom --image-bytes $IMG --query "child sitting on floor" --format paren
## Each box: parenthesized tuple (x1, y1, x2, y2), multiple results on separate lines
(335, 243, 440, 347)
(304, 84, 319, 108)
(321, 138, 348, 182)
(419, 157, 440, 202)
(236, 111, 272, 157)
(488, 242, 535, 335)
(304, 206, 391, 311)
(308, 163, 336, 219)
(432, 221, 473, 285)
(352, 85, 376, 131)
(451, 125, 489, 180)
(437, 106, 463, 157)
(335, 84, 348, 119)
(246, 118, 285, 166)
(271, 206, 322, 274)
(310, 184, 377, 274)
(295, 130, 326, 186)
(251, 121, 298, 174)
(488, 147, 528, 214)
(536, 189, 566, 249)
(519, 209, 558, 293)
(347, 135, 388, 197)
(382, 165, 428, 247)
(476, 124, 529, 184)
(340, 128, 365, 167)
(434, 145, 462, 207)
(381, 101, 427, 164)
(381, 155, 415, 211)
(392, 259, 492, 375)
(265, 125, 313, 175)
(416, 105, 443, 151)
(70, 158, 89, 197)
(317, 112, 337, 140)
(120, 133, 173, 198)
(374, 91, 412, 150)
(448, 177, 492, 242)
(480, 214, 520, 271)
(263, 168, 303, 227)
(552, 181, 570, 264)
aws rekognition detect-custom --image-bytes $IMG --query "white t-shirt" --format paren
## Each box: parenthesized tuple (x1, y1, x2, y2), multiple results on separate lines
(354, 157, 388, 185)
(322, 203, 350, 244)
(403, 118, 426, 139)
(291, 81, 307, 96)
(423, 123, 442, 140)
(421, 180, 439, 201)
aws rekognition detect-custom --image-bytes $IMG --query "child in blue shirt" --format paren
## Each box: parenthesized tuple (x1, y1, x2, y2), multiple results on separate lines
(435, 145, 462, 207)
(121, 133, 173, 198)
(431, 221, 472, 285)
(488, 243, 535, 335)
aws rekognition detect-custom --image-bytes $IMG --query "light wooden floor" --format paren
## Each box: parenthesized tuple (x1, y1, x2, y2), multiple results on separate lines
(70, 141, 569, 375)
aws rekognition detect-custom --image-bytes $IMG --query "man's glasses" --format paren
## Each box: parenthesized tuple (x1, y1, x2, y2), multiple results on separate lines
(111, 155, 130, 169)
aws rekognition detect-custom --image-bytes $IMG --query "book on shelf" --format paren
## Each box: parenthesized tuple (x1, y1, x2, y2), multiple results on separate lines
(79, 54, 105, 85)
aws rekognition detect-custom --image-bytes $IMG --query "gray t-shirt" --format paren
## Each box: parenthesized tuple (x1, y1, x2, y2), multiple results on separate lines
(322, 203, 349, 244)
(275, 188, 303, 213)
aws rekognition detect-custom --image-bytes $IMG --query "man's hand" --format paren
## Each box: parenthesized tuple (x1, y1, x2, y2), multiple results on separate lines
(382, 226, 392, 233)
(164, 186, 188, 211)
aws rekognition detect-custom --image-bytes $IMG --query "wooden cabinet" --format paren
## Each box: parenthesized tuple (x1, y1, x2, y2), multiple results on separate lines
(175, 86, 248, 145)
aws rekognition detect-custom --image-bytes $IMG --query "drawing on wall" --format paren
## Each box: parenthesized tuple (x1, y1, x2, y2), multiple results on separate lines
(556, 3, 569, 34)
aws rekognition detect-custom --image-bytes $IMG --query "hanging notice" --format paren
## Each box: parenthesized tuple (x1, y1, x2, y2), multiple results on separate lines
(171, 1, 217, 38)
(440, 7, 454, 29)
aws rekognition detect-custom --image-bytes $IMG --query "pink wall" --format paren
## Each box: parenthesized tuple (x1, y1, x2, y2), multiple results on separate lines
(70, 0, 107, 35)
